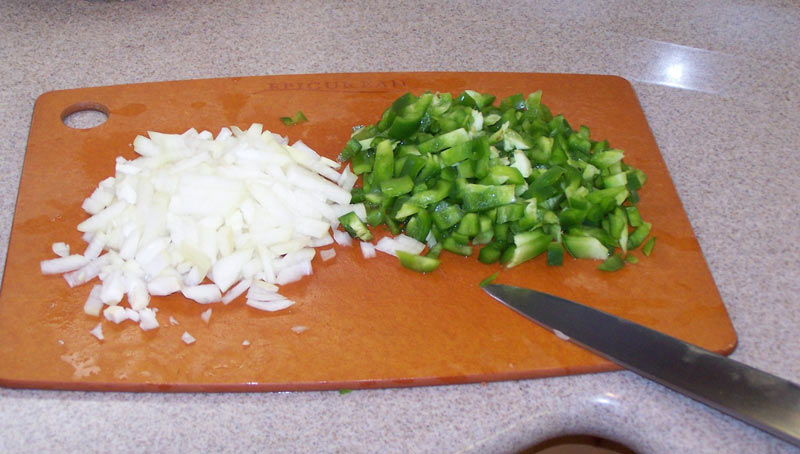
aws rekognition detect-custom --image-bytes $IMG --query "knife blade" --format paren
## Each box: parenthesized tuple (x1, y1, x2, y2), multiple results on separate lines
(482, 283, 800, 447)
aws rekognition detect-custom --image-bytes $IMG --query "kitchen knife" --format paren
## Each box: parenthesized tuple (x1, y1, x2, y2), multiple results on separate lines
(482, 283, 800, 447)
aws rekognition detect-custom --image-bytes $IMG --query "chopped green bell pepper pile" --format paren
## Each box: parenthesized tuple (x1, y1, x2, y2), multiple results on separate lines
(337, 90, 654, 272)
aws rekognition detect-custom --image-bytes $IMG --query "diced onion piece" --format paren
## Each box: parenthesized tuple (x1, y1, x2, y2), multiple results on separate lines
(222, 279, 251, 304)
(275, 261, 312, 285)
(83, 285, 104, 317)
(333, 229, 352, 246)
(89, 323, 104, 341)
(291, 325, 308, 334)
(52, 242, 70, 257)
(337, 164, 357, 191)
(125, 308, 141, 322)
(169, 316, 179, 326)
(77, 200, 126, 233)
(200, 308, 212, 324)
(360, 241, 376, 259)
(41, 255, 89, 275)
(375, 234, 425, 257)
(209, 249, 252, 293)
(138, 308, 159, 331)
(181, 331, 196, 345)
(147, 274, 182, 296)
(103, 306, 128, 324)
(320, 248, 336, 261)
(242, 340, 250, 346)
(246, 298, 295, 312)
(554, 329, 570, 341)
(100, 272, 125, 305)
(181, 284, 222, 304)
(65, 256, 106, 288)
(133, 134, 160, 157)
(127, 279, 150, 311)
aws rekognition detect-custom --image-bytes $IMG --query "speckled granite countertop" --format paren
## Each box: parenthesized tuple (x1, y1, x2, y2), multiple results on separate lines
(1, 1, 798, 453)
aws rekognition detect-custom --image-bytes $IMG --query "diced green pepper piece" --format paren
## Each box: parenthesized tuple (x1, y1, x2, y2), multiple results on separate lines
(338, 137, 362, 162)
(558, 207, 586, 228)
(338, 212, 373, 242)
(373, 140, 394, 184)
(405, 210, 432, 243)
(628, 222, 652, 249)
(379, 175, 414, 198)
(505, 231, 552, 268)
(455, 213, 480, 237)
(502, 129, 532, 151)
(499, 93, 526, 111)
(455, 90, 496, 110)
(496, 203, 524, 224)
(546, 242, 564, 266)
(627, 168, 648, 189)
(414, 154, 442, 183)
(366, 208, 384, 226)
(418, 128, 470, 154)
(493, 223, 510, 243)
(396, 250, 440, 273)
(563, 234, 609, 259)
(483, 165, 525, 185)
(457, 160, 475, 179)
(478, 271, 500, 287)
(280, 110, 308, 126)
(461, 184, 516, 212)
(351, 124, 378, 141)
(351, 148, 374, 175)
(590, 150, 624, 169)
(426, 242, 443, 259)
(597, 254, 625, 272)
(642, 237, 656, 256)
(602, 172, 628, 188)
(441, 140, 474, 166)
(525, 90, 542, 111)
(625, 206, 643, 227)
(387, 93, 433, 140)
(567, 133, 591, 155)
(450, 231, 470, 245)
(407, 179, 453, 207)
(442, 236, 472, 256)
(398, 154, 426, 180)
(478, 243, 502, 264)
(569, 226, 617, 250)
(432, 202, 464, 230)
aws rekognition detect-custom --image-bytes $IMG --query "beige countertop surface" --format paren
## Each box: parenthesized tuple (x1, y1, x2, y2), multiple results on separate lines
(1, 1, 798, 452)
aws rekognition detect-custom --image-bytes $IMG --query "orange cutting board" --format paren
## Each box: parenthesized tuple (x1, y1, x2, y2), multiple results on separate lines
(0, 72, 736, 392)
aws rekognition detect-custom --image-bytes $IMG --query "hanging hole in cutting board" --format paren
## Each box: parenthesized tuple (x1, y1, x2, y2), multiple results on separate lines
(61, 102, 109, 129)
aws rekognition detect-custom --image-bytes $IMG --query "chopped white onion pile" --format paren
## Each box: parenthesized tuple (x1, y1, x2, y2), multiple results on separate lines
(41, 124, 366, 333)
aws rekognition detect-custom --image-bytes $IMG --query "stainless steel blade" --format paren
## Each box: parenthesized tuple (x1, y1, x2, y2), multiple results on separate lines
(482, 283, 800, 447)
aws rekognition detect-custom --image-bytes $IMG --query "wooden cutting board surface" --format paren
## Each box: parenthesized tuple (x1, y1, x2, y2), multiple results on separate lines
(0, 72, 736, 391)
